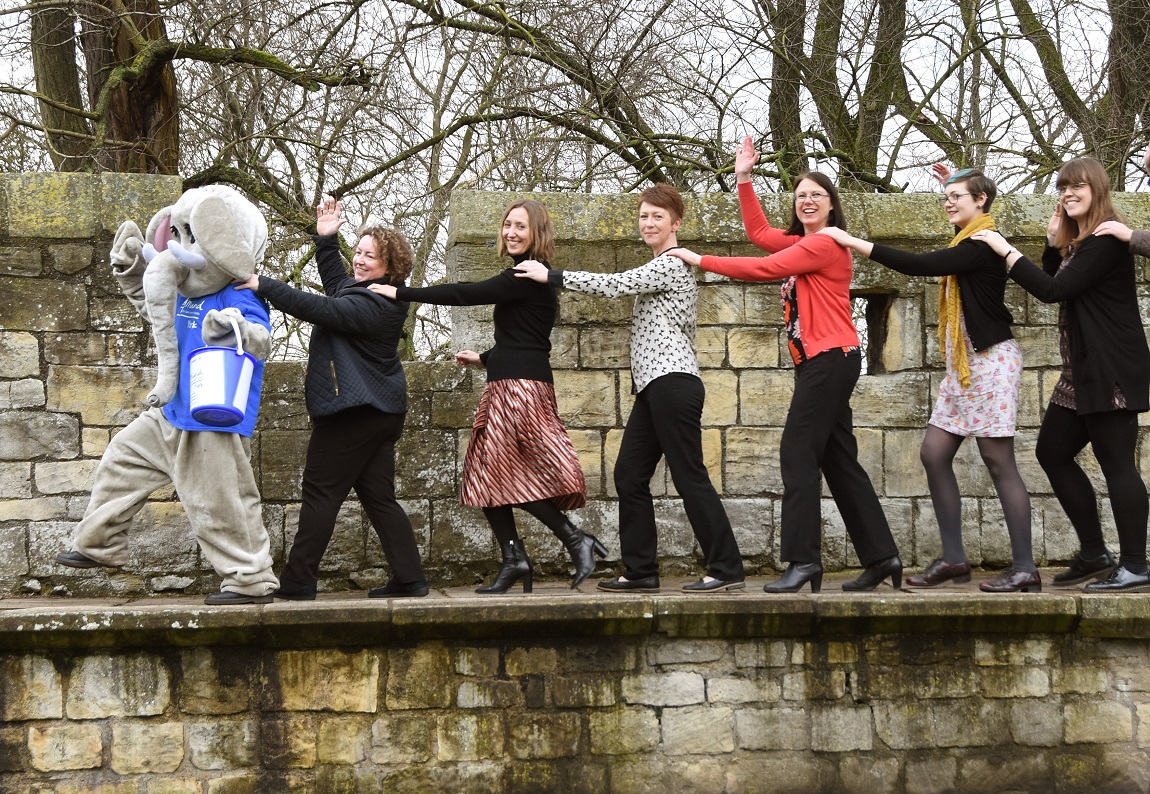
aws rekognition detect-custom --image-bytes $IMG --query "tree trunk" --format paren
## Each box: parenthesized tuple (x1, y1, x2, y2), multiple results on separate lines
(30, 7, 91, 171)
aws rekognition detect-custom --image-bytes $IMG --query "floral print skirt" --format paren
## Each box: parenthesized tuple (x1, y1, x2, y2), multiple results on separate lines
(930, 314, 1022, 438)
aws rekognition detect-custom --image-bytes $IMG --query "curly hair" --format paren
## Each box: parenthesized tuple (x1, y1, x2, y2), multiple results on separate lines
(356, 225, 415, 285)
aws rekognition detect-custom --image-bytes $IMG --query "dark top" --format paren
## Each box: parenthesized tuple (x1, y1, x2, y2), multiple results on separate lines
(255, 234, 410, 418)
(395, 260, 557, 383)
(1008, 234, 1150, 414)
(870, 238, 1013, 351)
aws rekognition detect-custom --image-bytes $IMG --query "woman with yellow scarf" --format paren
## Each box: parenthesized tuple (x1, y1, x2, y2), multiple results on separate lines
(818, 167, 1037, 593)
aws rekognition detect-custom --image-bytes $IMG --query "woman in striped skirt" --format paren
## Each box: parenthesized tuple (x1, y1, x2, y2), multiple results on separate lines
(369, 199, 606, 593)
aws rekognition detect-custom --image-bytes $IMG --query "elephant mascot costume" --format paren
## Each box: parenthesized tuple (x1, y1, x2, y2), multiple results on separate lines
(57, 185, 280, 605)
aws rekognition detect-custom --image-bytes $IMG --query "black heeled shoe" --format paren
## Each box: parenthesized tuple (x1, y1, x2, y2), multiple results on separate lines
(476, 540, 533, 594)
(841, 555, 903, 591)
(552, 520, 609, 588)
(765, 562, 823, 594)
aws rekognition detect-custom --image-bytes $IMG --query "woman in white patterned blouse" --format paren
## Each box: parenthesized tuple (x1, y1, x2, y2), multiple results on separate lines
(516, 184, 745, 593)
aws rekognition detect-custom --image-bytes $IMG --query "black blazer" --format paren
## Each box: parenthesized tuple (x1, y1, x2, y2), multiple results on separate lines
(1008, 234, 1149, 414)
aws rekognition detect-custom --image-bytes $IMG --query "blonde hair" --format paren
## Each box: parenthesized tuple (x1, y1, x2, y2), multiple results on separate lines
(1054, 157, 1125, 254)
(496, 199, 555, 261)
(357, 225, 415, 285)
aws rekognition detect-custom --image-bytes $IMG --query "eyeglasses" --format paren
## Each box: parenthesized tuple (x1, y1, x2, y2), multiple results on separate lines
(1057, 182, 1089, 194)
(938, 192, 973, 204)
(794, 192, 829, 202)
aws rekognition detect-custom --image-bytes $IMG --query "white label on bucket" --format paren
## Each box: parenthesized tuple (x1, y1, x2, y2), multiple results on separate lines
(189, 350, 228, 409)
(231, 357, 254, 410)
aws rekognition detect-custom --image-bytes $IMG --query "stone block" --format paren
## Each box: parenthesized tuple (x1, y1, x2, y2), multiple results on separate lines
(47, 243, 95, 274)
(697, 326, 727, 367)
(852, 372, 931, 427)
(555, 370, 617, 427)
(67, 653, 170, 718)
(579, 326, 631, 369)
(457, 680, 523, 709)
(260, 718, 317, 769)
(506, 646, 558, 676)
(386, 645, 452, 710)
(707, 676, 781, 704)
(145, 781, 202, 794)
(186, 721, 258, 770)
(178, 647, 253, 715)
(436, 713, 504, 761)
(727, 327, 779, 369)
(700, 369, 738, 426)
(723, 498, 773, 558)
(28, 724, 103, 771)
(1010, 700, 1062, 746)
(930, 700, 1008, 748)
(0, 245, 41, 276)
(1064, 701, 1134, 744)
(0, 524, 29, 578)
(879, 296, 924, 372)
(97, 173, 183, 233)
(370, 714, 432, 764)
(429, 501, 496, 565)
(980, 666, 1051, 698)
(733, 640, 789, 668)
(662, 705, 734, 755)
(620, 671, 704, 706)
(316, 717, 368, 764)
(0, 496, 66, 522)
(725, 428, 783, 496)
(646, 640, 726, 667)
(871, 702, 934, 750)
(905, 756, 958, 794)
(550, 674, 617, 708)
(810, 705, 873, 751)
(957, 752, 1054, 793)
(588, 707, 660, 755)
(111, 722, 184, 774)
(206, 775, 263, 794)
(83, 427, 111, 457)
(0, 655, 63, 720)
(1, 378, 45, 408)
(47, 366, 155, 426)
(725, 757, 823, 794)
(737, 370, 793, 426)
(0, 462, 31, 498)
(698, 284, 744, 324)
(0, 278, 88, 332)
(430, 391, 482, 427)
(454, 647, 500, 677)
(507, 713, 581, 759)
(34, 460, 100, 495)
(973, 637, 1054, 666)
(736, 706, 811, 753)
(839, 756, 900, 794)
(268, 649, 380, 713)
(255, 429, 309, 500)
(1138, 704, 1150, 749)
(560, 290, 634, 324)
(395, 428, 458, 498)
(0, 332, 39, 377)
(0, 410, 80, 461)
(1052, 665, 1109, 695)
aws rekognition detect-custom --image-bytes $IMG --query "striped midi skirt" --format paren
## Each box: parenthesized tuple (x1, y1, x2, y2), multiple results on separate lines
(460, 378, 587, 510)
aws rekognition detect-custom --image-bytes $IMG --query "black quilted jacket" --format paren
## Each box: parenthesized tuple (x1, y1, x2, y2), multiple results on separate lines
(256, 235, 409, 418)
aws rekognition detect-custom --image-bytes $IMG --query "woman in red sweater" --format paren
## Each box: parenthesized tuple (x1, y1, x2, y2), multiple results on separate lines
(670, 136, 901, 593)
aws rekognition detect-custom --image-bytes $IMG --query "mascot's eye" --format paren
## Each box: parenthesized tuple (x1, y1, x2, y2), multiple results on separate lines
(184, 225, 196, 245)
(169, 225, 180, 241)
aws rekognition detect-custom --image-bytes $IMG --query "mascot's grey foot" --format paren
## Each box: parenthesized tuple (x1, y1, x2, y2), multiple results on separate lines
(56, 551, 115, 569)
(204, 591, 274, 605)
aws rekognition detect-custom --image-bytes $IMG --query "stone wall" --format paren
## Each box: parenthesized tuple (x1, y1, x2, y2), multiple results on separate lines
(0, 595, 1148, 792)
(2, 174, 1150, 596)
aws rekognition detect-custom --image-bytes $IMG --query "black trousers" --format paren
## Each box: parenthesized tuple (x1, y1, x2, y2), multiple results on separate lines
(280, 405, 424, 587)
(1036, 403, 1149, 567)
(780, 350, 897, 565)
(614, 373, 744, 580)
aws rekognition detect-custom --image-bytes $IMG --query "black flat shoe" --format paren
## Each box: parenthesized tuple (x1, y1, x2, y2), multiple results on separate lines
(368, 579, 430, 598)
(682, 577, 746, 593)
(1053, 551, 1117, 586)
(56, 551, 112, 569)
(765, 562, 823, 594)
(841, 556, 902, 591)
(204, 591, 274, 605)
(274, 583, 317, 601)
(597, 575, 660, 592)
(979, 568, 1042, 593)
(1083, 565, 1150, 593)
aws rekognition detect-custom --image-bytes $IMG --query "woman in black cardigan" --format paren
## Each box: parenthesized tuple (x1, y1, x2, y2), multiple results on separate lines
(976, 156, 1150, 592)
(237, 198, 427, 600)
(820, 167, 1037, 593)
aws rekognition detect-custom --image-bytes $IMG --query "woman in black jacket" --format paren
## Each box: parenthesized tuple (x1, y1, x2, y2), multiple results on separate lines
(819, 167, 1037, 592)
(237, 198, 427, 599)
(370, 199, 605, 594)
(976, 157, 1150, 592)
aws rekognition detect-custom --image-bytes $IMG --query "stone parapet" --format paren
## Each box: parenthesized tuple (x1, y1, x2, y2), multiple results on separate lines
(3, 174, 1150, 598)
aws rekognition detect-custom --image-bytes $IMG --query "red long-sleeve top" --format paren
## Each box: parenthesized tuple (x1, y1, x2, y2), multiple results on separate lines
(700, 182, 859, 364)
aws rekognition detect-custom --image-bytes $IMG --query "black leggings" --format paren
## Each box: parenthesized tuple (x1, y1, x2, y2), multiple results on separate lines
(1036, 404, 1148, 569)
(482, 499, 570, 547)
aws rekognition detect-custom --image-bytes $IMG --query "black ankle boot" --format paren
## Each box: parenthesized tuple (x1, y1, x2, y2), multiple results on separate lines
(551, 521, 609, 588)
(765, 562, 823, 594)
(476, 540, 534, 594)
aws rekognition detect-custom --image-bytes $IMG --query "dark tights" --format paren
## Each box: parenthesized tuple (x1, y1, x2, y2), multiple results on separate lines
(1036, 404, 1148, 571)
(920, 424, 1035, 572)
(482, 499, 569, 546)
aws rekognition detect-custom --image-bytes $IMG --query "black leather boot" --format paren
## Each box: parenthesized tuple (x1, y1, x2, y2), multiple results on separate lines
(475, 540, 534, 594)
(552, 521, 609, 588)
(764, 562, 823, 593)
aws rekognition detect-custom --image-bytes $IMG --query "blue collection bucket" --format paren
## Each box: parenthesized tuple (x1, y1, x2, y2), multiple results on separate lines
(187, 316, 256, 427)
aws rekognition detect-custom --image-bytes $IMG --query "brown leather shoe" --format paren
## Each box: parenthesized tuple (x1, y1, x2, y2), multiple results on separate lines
(905, 558, 972, 588)
(979, 567, 1042, 593)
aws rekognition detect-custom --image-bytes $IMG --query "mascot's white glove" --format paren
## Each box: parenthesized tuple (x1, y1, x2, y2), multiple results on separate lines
(202, 308, 271, 361)
(110, 221, 147, 277)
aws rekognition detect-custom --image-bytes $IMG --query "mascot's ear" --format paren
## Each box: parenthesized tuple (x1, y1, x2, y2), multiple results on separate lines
(188, 194, 259, 280)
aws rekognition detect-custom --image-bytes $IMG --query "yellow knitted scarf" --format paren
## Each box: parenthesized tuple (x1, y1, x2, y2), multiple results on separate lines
(939, 213, 996, 389)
